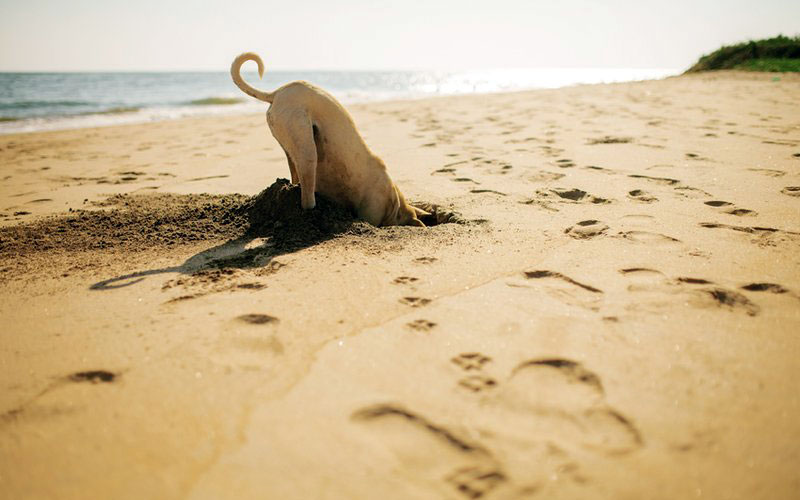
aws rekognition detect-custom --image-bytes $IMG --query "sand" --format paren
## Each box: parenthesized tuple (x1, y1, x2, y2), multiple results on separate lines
(1, 70, 799, 499)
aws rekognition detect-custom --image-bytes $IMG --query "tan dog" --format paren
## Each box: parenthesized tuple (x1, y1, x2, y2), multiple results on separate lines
(231, 52, 428, 227)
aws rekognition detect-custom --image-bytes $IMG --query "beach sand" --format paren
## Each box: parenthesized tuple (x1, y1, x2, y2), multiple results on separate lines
(1, 70, 799, 499)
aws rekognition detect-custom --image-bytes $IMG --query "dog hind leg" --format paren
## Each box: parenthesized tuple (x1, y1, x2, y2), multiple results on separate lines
(270, 111, 318, 209)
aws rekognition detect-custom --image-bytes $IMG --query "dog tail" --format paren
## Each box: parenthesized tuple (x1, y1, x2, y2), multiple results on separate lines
(230, 52, 274, 103)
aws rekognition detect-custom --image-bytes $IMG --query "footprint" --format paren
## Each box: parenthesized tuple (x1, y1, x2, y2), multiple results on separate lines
(619, 231, 680, 245)
(584, 165, 616, 174)
(741, 283, 787, 294)
(628, 190, 657, 203)
(525, 188, 610, 209)
(393, 276, 419, 285)
(69, 370, 117, 383)
(400, 297, 431, 308)
(587, 136, 632, 145)
(705, 288, 760, 316)
(526, 171, 565, 183)
(747, 168, 785, 177)
(704, 200, 732, 207)
(511, 359, 603, 393)
(628, 174, 680, 186)
(452, 353, 492, 371)
(407, 319, 437, 331)
(501, 358, 642, 455)
(237, 313, 278, 324)
(352, 405, 489, 454)
(522, 270, 602, 294)
(618, 268, 667, 290)
(676, 277, 714, 285)
(2, 369, 120, 422)
(414, 257, 438, 264)
(550, 188, 610, 204)
(470, 189, 507, 196)
(555, 159, 576, 168)
(458, 375, 498, 392)
(565, 220, 609, 239)
(188, 174, 230, 182)
(726, 208, 756, 217)
(446, 466, 507, 499)
(781, 186, 800, 197)
(352, 404, 503, 498)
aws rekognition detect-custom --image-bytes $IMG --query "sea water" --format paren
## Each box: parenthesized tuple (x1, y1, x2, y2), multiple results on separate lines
(0, 68, 677, 134)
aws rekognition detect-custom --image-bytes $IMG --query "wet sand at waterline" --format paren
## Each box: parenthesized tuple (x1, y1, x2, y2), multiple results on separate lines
(1, 71, 799, 499)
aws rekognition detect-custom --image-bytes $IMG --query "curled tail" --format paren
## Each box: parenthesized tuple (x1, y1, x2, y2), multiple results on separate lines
(230, 52, 274, 103)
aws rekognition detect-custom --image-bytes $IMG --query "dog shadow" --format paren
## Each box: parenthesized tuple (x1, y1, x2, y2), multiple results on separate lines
(89, 231, 329, 291)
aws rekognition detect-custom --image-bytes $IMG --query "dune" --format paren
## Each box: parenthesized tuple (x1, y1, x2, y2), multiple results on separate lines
(1, 70, 799, 500)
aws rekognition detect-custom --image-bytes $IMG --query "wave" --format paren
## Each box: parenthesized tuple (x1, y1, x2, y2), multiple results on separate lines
(187, 97, 244, 106)
(87, 106, 142, 115)
(0, 116, 20, 122)
(0, 100, 94, 110)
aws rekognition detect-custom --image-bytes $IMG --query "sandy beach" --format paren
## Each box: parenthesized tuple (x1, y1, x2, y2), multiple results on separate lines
(1, 70, 799, 499)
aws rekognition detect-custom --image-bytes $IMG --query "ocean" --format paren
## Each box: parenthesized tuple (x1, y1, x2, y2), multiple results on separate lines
(0, 68, 677, 134)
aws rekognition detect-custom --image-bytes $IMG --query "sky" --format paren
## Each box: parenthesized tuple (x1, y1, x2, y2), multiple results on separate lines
(0, 0, 798, 72)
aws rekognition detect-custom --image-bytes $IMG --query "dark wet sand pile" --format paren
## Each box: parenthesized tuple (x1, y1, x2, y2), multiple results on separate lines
(0, 193, 250, 256)
(0, 178, 465, 261)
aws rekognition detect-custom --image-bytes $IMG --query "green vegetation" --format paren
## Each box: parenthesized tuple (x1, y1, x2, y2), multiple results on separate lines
(0, 117, 20, 122)
(686, 35, 800, 73)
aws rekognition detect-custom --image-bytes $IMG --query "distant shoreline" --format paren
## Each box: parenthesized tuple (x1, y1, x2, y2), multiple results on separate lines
(0, 68, 677, 135)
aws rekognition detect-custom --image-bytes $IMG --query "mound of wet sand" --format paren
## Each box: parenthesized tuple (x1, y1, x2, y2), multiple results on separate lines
(0, 193, 250, 257)
(0, 178, 463, 260)
(243, 178, 375, 252)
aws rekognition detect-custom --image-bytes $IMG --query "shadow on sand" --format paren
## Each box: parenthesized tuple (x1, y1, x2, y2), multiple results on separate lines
(89, 179, 374, 291)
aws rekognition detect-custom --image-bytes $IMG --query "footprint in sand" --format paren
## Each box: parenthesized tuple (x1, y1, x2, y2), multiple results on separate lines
(458, 375, 499, 393)
(555, 158, 576, 168)
(619, 268, 760, 316)
(526, 170, 565, 183)
(470, 189, 507, 196)
(627, 190, 658, 203)
(586, 136, 633, 145)
(523, 188, 611, 211)
(237, 313, 278, 325)
(406, 319, 437, 331)
(452, 353, 492, 371)
(781, 186, 800, 197)
(393, 276, 419, 285)
(351, 352, 642, 496)
(704, 200, 757, 217)
(564, 220, 609, 240)
(399, 296, 432, 308)
(618, 231, 681, 245)
(628, 174, 679, 186)
(507, 270, 603, 311)
(2, 370, 120, 423)
(741, 282, 788, 294)
(351, 405, 505, 499)
(445, 467, 507, 500)
(414, 257, 438, 264)
(498, 358, 643, 455)
(747, 168, 785, 177)
(69, 370, 118, 384)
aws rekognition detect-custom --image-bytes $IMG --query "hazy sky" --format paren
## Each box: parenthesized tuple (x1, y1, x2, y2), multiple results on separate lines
(1, 0, 798, 71)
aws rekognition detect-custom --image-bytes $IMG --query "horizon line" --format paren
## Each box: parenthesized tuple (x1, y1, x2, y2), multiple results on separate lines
(0, 66, 685, 74)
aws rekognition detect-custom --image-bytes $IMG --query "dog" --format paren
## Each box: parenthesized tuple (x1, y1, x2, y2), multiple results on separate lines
(230, 52, 429, 227)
